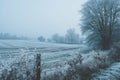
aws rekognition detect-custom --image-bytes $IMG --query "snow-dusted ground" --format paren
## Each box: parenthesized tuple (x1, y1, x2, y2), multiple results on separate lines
(0, 40, 85, 73)
(92, 62, 120, 80)
(0, 40, 120, 80)
(0, 40, 82, 48)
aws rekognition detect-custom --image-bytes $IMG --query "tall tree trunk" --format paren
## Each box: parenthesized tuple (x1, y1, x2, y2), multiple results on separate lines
(101, 37, 111, 50)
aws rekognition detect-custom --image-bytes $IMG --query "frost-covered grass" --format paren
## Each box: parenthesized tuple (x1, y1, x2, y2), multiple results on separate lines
(91, 62, 120, 80)
(40, 50, 112, 80)
(0, 40, 84, 80)
(0, 40, 119, 80)
(0, 40, 81, 48)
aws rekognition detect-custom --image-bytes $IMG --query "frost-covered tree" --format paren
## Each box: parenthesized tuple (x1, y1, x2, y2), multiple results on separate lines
(38, 36, 45, 42)
(81, 0, 120, 50)
(47, 38, 52, 43)
(65, 28, 80, 44)
(52, 33, 65, 43)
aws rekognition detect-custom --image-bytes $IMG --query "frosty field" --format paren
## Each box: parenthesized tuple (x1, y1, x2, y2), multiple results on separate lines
(0, 40, 120, 80)
(0, 40, 84, 72)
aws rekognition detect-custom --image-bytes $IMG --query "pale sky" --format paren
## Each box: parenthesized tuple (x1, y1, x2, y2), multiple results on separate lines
(0, 0, 88, 38)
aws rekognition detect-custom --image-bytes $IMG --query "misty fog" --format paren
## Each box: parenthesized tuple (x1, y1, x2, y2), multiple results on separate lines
(0, 0, 87, 38)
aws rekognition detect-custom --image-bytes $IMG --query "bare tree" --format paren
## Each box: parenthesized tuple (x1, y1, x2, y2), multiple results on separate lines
(52, 33, 65, 43)
(81, 0, 120, 50)
(65, 28, 80, 44)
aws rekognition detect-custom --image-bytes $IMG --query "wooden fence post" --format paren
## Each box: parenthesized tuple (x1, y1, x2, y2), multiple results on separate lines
(35, 53, 41, 80)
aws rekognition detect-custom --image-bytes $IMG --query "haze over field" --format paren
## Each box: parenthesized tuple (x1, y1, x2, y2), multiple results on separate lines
(0, 0, 120, 80)
(0, 0, 87, 38)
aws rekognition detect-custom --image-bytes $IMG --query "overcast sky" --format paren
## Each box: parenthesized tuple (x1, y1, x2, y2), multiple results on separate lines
(0, 0, 87, 38)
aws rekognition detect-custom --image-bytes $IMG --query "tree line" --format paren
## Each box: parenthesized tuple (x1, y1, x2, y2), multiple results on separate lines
(38, 28, 83, 44)
(0, 33, 28, 40)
